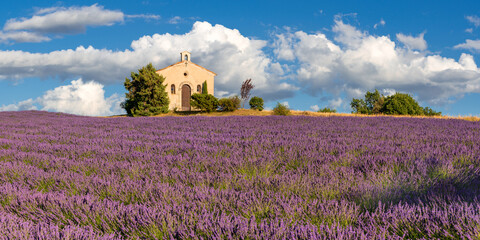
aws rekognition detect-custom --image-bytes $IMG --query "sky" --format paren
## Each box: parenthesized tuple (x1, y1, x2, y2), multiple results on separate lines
(0, 0, 480, 116)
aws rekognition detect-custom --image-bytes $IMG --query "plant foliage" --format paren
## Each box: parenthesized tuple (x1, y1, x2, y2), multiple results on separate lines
(218, 96, 241, 112)
(1, 111, 480, 238)
(318, 107, 337, 113)
(249, 96, 264, 111)
(202, 81, 208, 94)
(121, 63, 169, 116)
(240, 79, 254, 108)
(381, 93, 424, 115)
(351, 89, 441, 116)
(190, 93, 218, 113)
(273, 102, 290, 116)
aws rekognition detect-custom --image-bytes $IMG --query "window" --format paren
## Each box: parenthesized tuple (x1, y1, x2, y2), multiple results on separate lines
(197, 85, 201, 93)
(171, 84, 175, 94)
(184, 54, 189, 61)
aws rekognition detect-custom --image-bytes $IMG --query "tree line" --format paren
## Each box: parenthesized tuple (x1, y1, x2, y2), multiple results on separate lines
(351, 89, 441, 116)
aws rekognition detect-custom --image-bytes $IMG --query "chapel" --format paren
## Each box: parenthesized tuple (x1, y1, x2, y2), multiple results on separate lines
(156, 51, 216, 111)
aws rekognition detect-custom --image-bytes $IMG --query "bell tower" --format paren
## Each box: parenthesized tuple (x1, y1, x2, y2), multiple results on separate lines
(180, 51, 191, 62)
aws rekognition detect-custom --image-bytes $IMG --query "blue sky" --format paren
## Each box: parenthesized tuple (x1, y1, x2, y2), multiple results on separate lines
(1, 0, 480, 116)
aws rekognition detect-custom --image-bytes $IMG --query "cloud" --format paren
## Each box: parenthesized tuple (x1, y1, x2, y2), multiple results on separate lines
(280, 101, 289, 108)
(3, 4, 124, 34)
(0, 99, 37, 111)
(328, 98, 343, 108)
(38, 79, 123, 116)
(274, 19, 480, 105)
(126, 14, 160, 20)
(454, 39, 480, 51)
(1, 79, 124, 116)
(310, 105, 320, 111)
(168, 16, 182, 24)
(0, 21, 296, 101)
(382, 88, 396, 97)
(465, 28, 473, 33)
(0, 31, 50, 43)
(373, 19, 385, 29)
(396, 32, 427, 50)
(466, 15, 480, 27)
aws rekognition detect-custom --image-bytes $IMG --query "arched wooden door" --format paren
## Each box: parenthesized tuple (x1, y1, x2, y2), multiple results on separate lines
(181, 84, 191, 111)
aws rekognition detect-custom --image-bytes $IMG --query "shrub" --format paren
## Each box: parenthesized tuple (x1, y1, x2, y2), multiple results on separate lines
(381, 93, 424, 116)
(273, 102, 290, 116)
(218, 96, 241, 112)
(190, 93, 219, 112)
(249, 96, 264, 111)
(318, 107, 337, 113)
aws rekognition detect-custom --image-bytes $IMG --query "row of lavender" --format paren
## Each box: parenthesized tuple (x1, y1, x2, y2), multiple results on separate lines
(0, 111, 479, 239)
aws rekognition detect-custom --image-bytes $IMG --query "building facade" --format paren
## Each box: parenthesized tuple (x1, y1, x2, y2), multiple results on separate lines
(156, 51, 216, 111)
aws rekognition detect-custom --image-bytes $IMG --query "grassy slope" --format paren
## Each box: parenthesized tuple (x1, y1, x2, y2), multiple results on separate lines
(147, 109, 480, 122)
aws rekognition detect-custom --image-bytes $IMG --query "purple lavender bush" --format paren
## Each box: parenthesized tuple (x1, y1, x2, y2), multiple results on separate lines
(0, 111, 479, 239)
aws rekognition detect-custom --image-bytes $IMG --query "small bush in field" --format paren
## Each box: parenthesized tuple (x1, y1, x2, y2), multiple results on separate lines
(218, 96, 241, 112)
(318, 107, 337, 113)
(273, 102, 290, 116)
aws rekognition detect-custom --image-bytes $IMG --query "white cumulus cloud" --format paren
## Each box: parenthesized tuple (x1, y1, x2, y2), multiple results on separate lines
(310, 105, 320, 111)
(396, 32, 427, 51)
(1, 79, 124, 116)
(328, 98, 343, 109)
(0, 99, 37, 111)
(0, 21, 295, 101)
(274, 19, 480, 105)
(38, 79, 123, 116)
(454, 39, 480, 51)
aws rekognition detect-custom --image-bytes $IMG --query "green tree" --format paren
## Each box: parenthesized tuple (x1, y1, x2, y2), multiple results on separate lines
(249, 96, 264, 111)
(423, 107, 442, 116)
(190, 93, 218, 112)
(351, 89, 385, 114)
(381, 93, 424, 115)
(202, 81, 208, 94)
(365, 89, 384, 114)
(350, 98, 369, 114)
(121, 63, 169, 116)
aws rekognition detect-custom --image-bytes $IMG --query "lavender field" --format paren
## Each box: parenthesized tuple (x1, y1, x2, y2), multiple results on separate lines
(0, 111, 479, 239)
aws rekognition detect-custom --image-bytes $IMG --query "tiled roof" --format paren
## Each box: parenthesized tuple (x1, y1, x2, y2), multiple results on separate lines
(156, 61, 217, 76)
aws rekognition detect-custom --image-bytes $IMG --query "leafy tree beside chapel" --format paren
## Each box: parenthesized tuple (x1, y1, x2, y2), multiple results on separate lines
(121, 63, 170, 116)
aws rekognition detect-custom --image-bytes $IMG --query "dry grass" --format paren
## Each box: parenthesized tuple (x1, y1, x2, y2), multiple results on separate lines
(108, 109, 479, 122)
(146, 109, 480, 122)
